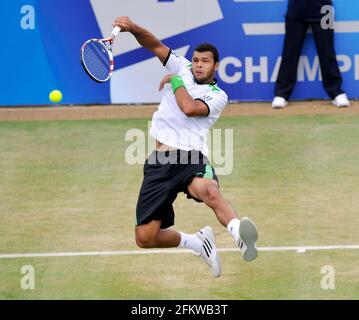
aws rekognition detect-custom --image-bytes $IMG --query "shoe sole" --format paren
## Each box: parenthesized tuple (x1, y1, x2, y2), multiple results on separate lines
(333, 101, 350, 108)
(213, 250, 221, 278)
(240, 217, 258, 262)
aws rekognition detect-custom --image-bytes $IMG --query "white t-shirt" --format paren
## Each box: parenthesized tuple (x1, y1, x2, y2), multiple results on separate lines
(149, 50, 228, 157)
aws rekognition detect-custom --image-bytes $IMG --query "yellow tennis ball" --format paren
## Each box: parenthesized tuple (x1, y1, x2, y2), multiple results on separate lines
(49, 90, 63, 103)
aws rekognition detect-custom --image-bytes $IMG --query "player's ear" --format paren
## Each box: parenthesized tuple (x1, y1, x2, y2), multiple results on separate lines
(214, 62, 220, 72)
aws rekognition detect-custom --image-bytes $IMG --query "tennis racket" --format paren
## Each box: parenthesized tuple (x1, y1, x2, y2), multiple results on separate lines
(80, 26, 121, 83)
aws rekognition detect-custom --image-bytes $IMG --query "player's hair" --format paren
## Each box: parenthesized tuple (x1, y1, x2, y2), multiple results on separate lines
(193, 43, 219, 63)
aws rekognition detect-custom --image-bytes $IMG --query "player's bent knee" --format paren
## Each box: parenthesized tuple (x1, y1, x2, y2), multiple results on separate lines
(204, 185, 221, 206)
(135, 234, 154, 249)
(135, 228, 157, 249)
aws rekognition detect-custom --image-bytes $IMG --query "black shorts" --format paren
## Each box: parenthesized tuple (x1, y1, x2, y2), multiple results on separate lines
(136, 150, 219, 229)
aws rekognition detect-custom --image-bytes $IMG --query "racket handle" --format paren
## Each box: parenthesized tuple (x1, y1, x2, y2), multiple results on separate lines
(111, 26, 122, 38)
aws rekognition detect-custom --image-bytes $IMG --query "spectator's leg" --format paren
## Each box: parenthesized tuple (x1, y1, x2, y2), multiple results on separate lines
(311, 22, 344, 99)
(275, 18, 309, 100)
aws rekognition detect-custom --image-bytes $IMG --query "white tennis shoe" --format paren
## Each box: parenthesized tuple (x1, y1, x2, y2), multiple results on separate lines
(195, 226, 221, 278)
(238, 217, 258, 262)
(333, 93, 350, 108)
(272, 96, 288, 109)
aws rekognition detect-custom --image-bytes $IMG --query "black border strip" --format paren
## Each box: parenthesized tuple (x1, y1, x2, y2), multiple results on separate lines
(163, 49, 172, 67)
(195, 98, 211, 117)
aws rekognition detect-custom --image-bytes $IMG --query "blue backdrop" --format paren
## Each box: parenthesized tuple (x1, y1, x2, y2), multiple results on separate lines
(1, 0, 358, 106)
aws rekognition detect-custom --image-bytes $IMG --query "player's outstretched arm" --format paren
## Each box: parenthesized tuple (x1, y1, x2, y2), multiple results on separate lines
(113, 16, 170, 65)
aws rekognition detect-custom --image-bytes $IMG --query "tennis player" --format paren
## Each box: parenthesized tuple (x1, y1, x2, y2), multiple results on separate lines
(114, 16, 258, 277)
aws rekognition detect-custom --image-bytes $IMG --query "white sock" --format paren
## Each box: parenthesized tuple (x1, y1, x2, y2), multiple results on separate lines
(178, 232, 202, 253)
(227, 218, 241, 244)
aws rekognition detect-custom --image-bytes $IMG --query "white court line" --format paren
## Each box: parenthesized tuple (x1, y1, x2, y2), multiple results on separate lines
(1, 245, 359, 259)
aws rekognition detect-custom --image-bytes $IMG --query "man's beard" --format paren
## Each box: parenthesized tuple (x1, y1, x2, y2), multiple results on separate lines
(192, 68, 215, 84)
(194, 73, 212, 84)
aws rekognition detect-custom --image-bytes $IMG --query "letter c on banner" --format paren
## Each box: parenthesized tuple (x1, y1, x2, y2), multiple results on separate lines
(218, 57, 243, 84)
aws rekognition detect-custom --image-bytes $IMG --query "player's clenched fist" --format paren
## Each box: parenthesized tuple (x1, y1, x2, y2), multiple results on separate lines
(159, 74, 174, 91)
(113, 16, 136, 32)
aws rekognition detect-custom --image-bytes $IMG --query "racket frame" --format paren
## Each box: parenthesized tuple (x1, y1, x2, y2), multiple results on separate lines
(80, 27, 121, 83)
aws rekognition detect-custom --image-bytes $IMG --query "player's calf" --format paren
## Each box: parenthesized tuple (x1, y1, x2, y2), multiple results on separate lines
(203, 184, 221, 208)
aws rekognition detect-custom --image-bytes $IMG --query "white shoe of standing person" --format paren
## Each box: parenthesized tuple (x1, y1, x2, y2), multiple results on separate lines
(272, 97, 288, 109)
(333, 93, 350, 108)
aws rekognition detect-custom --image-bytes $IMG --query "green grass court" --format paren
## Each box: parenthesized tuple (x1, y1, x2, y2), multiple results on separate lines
(1, 114, 359, 299)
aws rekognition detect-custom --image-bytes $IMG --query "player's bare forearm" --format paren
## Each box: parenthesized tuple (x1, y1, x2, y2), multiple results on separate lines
(158, 75, 191, 111)
(174, 87, 195, 116)
(166, 75, 209, 117)
(113, 16, 169, 64)
(174, 88, 208, 117)
(131, 25, 163, 52)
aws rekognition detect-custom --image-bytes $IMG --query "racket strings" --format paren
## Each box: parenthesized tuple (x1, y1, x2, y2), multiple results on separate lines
(83, 41, 111, 81)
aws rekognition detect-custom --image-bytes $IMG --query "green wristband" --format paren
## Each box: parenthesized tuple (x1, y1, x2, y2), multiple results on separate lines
(171, 76, 186, 93)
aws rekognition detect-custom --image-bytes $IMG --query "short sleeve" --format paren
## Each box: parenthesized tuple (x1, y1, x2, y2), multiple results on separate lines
(195, 91, 228, 117)
(163, 49, 191, 74)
